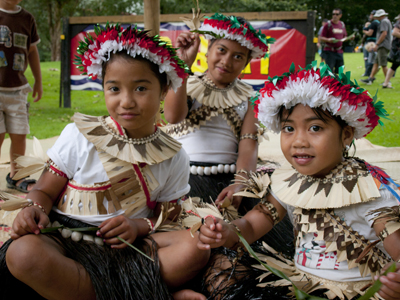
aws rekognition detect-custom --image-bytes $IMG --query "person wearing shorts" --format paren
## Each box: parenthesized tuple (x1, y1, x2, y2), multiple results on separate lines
(0, 1, 43, 192)
(361, 9, 392, 85)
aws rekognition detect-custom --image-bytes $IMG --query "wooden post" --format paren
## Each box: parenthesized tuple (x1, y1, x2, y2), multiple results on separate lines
(143, 0, 160, 35)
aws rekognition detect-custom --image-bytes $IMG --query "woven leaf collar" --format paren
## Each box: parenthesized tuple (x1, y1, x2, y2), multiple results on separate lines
(72, 113, 181, 165)
(187, 72, 254, 109)
(271, 158, 381, 209)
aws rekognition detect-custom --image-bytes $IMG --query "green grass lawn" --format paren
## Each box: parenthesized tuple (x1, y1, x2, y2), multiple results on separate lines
(23, 53, 399, 146)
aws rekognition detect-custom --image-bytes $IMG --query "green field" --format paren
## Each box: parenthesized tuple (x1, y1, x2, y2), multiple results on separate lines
(23, 53, 399, 146)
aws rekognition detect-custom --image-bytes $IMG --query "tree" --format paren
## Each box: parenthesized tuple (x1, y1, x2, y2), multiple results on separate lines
(20, 0, 143, 61)
(160, 0, 307, 14)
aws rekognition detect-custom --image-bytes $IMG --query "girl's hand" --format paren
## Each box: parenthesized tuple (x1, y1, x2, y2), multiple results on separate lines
(378, 263, 400, 300)
(176, 32, 200, 67)
(11, 206, 49, 239)
(215, 184, 243, 209)
(197, 217, 230, 250)
(97, 215, 138, 249)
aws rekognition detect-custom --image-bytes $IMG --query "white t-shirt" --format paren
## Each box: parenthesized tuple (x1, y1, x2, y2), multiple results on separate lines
(175, 99, 248, 164)
(274, 186, 398, 282)
(47, 123, 190, 225)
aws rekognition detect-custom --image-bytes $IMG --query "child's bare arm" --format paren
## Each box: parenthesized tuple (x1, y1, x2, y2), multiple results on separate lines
(11, 170, 68, 239)
(199, 193, 286, 249)
(164, 32, 200, 124)
(216, 101, 258, 208)
(28, 44, 42, 102)
(374, 221, 400, 260)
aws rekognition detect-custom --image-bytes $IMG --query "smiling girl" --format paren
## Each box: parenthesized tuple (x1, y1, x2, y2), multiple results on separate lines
(198, 62, 400, 299)
(164, 13, 272, 209)
(0, 25, 209, 300)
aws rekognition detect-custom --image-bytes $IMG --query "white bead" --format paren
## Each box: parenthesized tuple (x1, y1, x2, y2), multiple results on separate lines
(204, 167, 211, 175)
(94, 237, 104, 246)
(52, 221, 61, 228)
(83, 234, 94, 242)
(230, 164, 236, 173)
(190, 165, 198, 175)
(61, 228, 72, 238)
(218, 164, 224, 173)
(197, 167, 204, 176)
(224, 164, 230, 173)
(211, 166, 218, 174)
(71, 231, 83, 242)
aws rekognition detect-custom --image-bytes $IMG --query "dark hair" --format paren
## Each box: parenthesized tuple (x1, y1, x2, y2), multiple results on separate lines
(333, 8, 342, 15)
(101, 51, 168, 90)
(279, 105, 348, 129)
(322, 18, 329, 23)
(207, 15, 253, 62)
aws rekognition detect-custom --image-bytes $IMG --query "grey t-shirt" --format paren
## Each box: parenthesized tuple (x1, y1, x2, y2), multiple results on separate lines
(377, 17, 392, 50)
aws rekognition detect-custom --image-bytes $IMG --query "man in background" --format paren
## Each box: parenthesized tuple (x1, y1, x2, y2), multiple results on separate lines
(361, 9, 392, 85)
(319, 8, 348, 73)
(362, 10, 379, 77)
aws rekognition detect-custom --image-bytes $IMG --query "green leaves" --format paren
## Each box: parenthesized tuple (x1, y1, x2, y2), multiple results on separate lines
(358, 262, 397, 300)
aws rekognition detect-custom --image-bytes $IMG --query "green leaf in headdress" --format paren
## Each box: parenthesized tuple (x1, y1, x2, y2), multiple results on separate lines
(289, 62, 296, 74)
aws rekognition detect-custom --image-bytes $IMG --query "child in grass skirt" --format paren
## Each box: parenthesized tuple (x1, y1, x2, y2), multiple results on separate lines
(0, 25, 209, 300)
(197, 62, 400, 300)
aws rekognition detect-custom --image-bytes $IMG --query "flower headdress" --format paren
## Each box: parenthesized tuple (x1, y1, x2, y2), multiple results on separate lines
(194, 13, 275, 59)
(252, 61, 388, 139)
(74, 23, 190, 92)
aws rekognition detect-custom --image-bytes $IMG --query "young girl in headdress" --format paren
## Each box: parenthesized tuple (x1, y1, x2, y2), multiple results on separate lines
(0, 25, 209, 300)
(198, 62, 400, 299)
(164, 13, 272, 209)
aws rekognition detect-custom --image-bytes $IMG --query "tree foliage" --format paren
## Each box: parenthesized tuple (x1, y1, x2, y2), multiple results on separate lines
(20, 0, 400, 61)
(20, 0, 142, 61)
(160, 0, 307, 14)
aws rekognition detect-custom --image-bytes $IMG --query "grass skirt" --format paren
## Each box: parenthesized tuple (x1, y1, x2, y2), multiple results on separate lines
(0, 212, 171, 300)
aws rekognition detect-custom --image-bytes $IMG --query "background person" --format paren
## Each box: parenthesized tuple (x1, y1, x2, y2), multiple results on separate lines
(362, 10, 380, 77)
(361, 9, 392, 85)
(0, 0, 43, 193)
(382, 14, 400, 88)
(319, 8, 348, 73)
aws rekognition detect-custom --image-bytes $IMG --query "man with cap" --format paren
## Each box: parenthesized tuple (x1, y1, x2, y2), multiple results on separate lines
(361, 9, 392, 85)
(362, 10, 380, 76)
(319, 8, 348, 73)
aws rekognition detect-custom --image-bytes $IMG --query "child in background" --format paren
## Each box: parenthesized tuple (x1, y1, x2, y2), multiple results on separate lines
(0, 0, 42, 192)
(198, 62, 400, 299)
(0, 25, 208, 300)
(164, 13, 272, 209)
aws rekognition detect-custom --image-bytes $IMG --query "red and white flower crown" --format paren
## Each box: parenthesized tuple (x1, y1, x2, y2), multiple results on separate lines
(252, 62, 388, 139)
(195, 13, 274, 59)
(74, 24, 190, 92)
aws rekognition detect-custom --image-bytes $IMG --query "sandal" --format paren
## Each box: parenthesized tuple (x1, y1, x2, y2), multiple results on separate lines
(382, 84, 393, 89)
(6, 173, 36, 193)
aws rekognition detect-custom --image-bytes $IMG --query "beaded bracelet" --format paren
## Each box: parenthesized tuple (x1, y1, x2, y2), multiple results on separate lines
(25, 200, 46, 214)
(239, 133, 258, 141)
(143, 218, 155, 235)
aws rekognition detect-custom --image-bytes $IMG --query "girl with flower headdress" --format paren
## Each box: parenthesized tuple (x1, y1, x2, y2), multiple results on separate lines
(164, 13, 273, 210)
(0, 25, 209, 300)
(197, 62, 400, 300)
